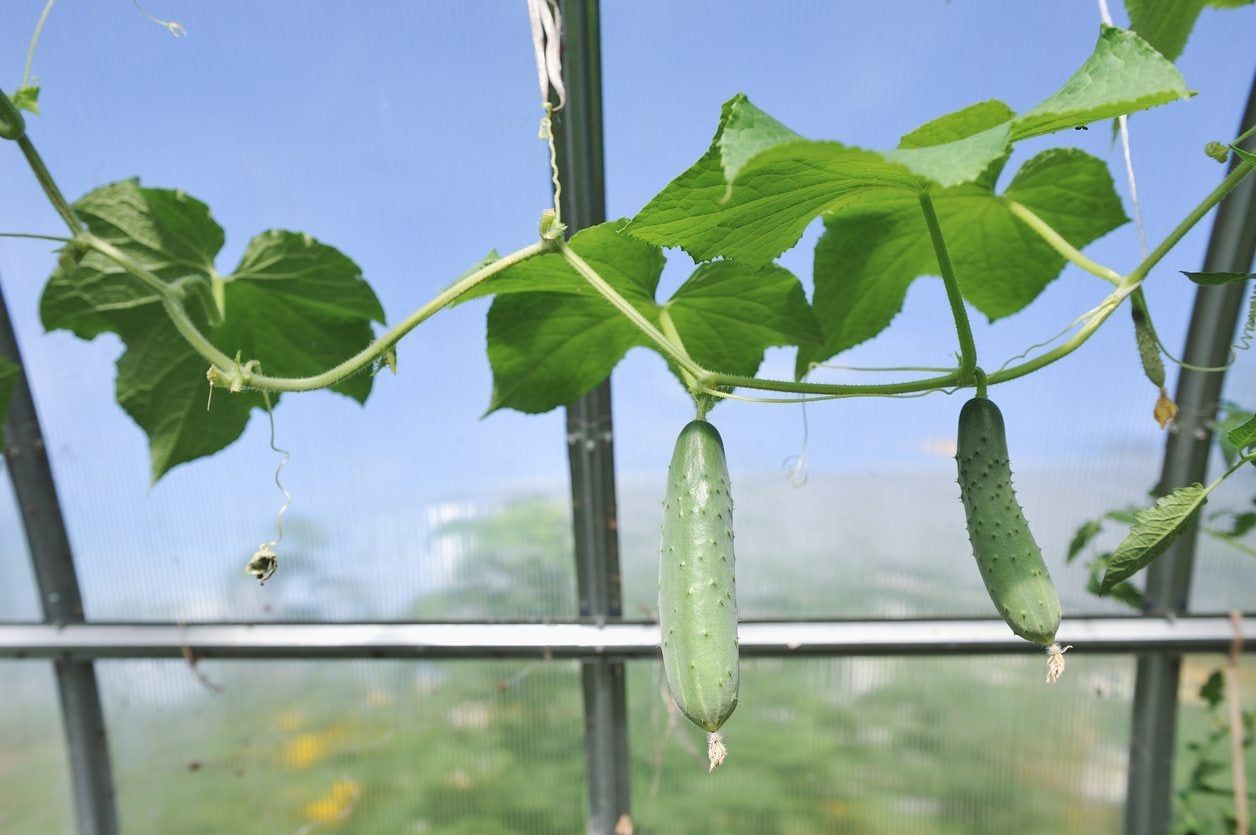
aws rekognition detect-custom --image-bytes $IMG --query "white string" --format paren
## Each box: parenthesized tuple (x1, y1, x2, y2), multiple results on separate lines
(526, 0, 565, 110)
(1097, 0, 1149, 258)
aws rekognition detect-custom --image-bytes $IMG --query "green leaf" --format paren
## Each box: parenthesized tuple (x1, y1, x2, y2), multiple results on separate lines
(888, 101, 1016, 188)
(1106, 508, 1141, 525)
(1182, 270, 1254, 285)
(1228, 412, 1256, 452)
(898, 100, 1017, 149)
(462, 225, 661, 304)
(800, 149, 1127, 369)
(0, 355, 18, 447)
(1207, 0, 1254, 7)
(716, 94, 803, 184)
(1085, 554, 1144, 610)
(1125, 0, 1208, 62)
(483, 225, 663, 414)
(1221, 510, 1255, 539)
(115, 314, 266, 481)
(11, 86, 40, 115)
(41, 180, 385, 480)
(623, 100, 917, 267)
(486, 291, 647, 414)
(626, 32, 1185, 265)
(1232, 145, 1256, 166)
(41, 180, 222, 341)
(1101, 484, 1208, 591)
(666, 261, 819, 378)
(1067, 518, 1103, 562)
(482, 223, 818, 414)
(1217, 410, 1251, 467)
(217, 230, 385, 404)
(1199, 670, 1225, 709)
(1014, 26, 1192, 138)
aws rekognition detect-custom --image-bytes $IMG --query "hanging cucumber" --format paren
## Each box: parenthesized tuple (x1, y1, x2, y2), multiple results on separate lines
(956, 395, 1068, 681)
(1130, 294, 1177, 429)
(659, 418, 739, 769)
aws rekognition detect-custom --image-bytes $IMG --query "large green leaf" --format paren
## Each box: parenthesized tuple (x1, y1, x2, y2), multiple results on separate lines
(41, 180, 385, 480)
(461, 224, 662, 304)
(621, 101, 917, 267)
(799, 149, 1127, 372)
(1014, 26, 1191, 138)
(484, 226, 663, 414)
(1125, 0, 1208, 61)
(1125, 0, 1254, 62)
(483, 222, 816, 414)
(887, 101, 1017, 189)
(217, 230, 385, 404)
(1228, 413, 1256, 452)
(1101, 484, 1207, 591)
(0, 355, 18, 447)
(666, 261, 820, 377)
(624, 28, 1186, 267)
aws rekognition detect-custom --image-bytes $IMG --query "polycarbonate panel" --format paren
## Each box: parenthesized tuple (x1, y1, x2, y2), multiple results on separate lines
(0, 661, 75, 835)
(630, 655, 1135, 834)
(96, 659, 585, 833)
(0, 3, 575, 622)
(0, 476, 41, 622)
(603, 1, 1256, 620)
(1173, 655, 1256, 833)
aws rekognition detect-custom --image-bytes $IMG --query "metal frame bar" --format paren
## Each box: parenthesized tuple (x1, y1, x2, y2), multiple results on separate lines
(1, 277, 119, 835)
(554, 3, 632, 833)
(0, 615, 1251, 660)
(1124, 75, 1256, 835)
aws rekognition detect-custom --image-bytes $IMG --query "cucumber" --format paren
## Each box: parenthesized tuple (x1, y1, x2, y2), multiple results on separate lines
(956, 396, 1063, 657)
(659, 419, 739, 746)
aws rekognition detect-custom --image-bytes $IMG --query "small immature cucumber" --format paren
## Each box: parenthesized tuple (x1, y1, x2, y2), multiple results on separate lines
(956, 396, 1061, 647)
(0, 88, 26, 141)
(659, 419, 739, 736)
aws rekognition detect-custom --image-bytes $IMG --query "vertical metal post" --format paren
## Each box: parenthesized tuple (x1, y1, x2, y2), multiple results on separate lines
(553, 2, 632, 833)
(0, 276, 119, 835)
(1124, 76, 1256, 835)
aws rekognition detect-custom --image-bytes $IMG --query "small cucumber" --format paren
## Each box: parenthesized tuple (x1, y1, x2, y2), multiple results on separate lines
(659, 419, 739, 740)
(956, 396, 1062, 650)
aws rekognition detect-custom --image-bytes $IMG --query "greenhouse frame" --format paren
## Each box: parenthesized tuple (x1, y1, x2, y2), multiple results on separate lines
(1, 2, 1254, 834)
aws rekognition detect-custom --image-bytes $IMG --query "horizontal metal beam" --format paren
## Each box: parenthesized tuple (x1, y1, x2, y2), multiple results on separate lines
(0, 616, 1250, 661)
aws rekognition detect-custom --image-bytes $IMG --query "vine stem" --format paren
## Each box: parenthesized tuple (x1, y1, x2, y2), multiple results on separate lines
(919, 191, 977, 381)
(84, 232, 550, 392)
(1126, 159, 1253, 286)
(559, 244, 705, 380)
(990, 159, 1255, 386)
(657, 306, 699, 393)
(1005, 200, 1123, 285)
(236, 242, 550, 392)
(0, 231, 72, 243)
(18, 136, 82, 233)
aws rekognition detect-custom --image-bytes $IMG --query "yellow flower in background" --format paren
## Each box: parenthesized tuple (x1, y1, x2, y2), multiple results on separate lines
(304, 779, 361, 828)
(284, 733, 330, 769)
(282, 725, 350, 769)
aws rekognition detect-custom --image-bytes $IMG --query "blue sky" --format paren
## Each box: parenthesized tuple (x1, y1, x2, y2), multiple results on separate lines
(0, 1, 1253, 620)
